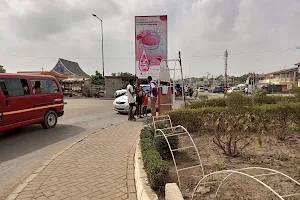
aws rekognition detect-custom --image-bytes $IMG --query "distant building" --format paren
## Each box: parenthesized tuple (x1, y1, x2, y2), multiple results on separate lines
(258, 66, 298, 91)
(52, 58, 89, 79)
(18, 58, 90, 82)
(105, 76, 136, 98)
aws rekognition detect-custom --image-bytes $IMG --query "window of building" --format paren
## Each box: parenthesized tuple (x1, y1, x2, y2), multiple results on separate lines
(31, 79, 59, 95)
(0, 78, 30, 97)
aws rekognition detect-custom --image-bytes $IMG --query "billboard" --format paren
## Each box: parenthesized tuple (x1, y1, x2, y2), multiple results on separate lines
(135, 15, 167, 80)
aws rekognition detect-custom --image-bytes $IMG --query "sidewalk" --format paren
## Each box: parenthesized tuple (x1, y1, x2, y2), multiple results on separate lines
(8, 122, 143, 200)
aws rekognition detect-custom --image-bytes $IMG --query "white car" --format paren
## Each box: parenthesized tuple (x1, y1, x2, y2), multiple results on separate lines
(113, 85, 157, 114)
(227, 87, 240, 94)
(114, 89, 127, 98)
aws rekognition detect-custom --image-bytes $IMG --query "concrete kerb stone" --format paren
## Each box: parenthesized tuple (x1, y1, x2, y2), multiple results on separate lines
(5, 121, 125, 200)
(165, 183, 184, 200)
(134, 139, 158, 200)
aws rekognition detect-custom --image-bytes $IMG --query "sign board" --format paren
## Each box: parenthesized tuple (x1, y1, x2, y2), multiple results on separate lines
(135, 15, 167, 80)
(287, 84, 292, 90)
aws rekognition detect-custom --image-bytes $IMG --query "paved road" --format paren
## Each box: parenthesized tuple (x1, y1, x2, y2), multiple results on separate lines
(0, 99, 125, 200)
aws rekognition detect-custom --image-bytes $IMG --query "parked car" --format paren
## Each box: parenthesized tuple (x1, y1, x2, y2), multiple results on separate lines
(113, 84, 156, 114)
(209, 86, 224, 93)
(227, 87, 240, 94)
(114, 89, 127, 98)
(198, 86, 205, 92)
(0, 74, 64, 132)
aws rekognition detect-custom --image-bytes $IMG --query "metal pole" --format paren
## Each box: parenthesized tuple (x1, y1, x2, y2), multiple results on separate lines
(92, 14, 105, 77)
(178, 51, 186, 107)
(100, 19, 105, 77)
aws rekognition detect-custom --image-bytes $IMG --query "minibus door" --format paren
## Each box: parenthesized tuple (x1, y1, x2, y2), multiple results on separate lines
(0, 81, 4, 129)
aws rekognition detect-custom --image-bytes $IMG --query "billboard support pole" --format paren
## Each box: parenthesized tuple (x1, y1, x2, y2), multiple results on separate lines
(178, 51, 186, 107)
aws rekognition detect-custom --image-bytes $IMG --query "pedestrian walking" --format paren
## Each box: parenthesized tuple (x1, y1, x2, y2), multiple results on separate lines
(147, 76, 157, 117)
(142, 93, 148, 117)
(224, 87, 228, 97)
(245, 87, 249, 95)
(135, 81, 143, 118)
(127, 79, 136, 121)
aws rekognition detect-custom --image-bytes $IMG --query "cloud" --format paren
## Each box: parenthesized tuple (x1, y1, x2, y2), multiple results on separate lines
(0, 0, 300, 77)
(7, 0, 122, 41)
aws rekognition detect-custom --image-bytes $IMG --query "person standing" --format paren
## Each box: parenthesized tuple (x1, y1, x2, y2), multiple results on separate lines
(135, 78, 143, 118)
(127, 79, 136, 121)
(224, 87, 228, 97)
(148, 76, 157, 117)
(142, 91, 149, 117)
(245, 87, 249, 95)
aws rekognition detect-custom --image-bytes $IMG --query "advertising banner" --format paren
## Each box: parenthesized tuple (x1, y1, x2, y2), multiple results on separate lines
(135, 15, 167, 80)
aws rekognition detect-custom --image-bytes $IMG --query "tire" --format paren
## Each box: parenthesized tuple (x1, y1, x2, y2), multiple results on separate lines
(42, 110, 58, 129)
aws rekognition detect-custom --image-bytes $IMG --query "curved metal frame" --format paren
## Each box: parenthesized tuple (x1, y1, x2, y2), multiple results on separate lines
(151, 116, 300, 200)
(154, 124, 204, 188)
(152, 115, 173, 130)
(191, 167, 300, 200)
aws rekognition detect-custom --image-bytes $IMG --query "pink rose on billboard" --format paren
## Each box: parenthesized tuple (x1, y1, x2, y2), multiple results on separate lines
(142, 34, 159, 46)
(160, 16, 167, 21)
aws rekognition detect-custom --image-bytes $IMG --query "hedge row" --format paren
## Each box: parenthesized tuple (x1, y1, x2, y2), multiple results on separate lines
(189, 93, 298, 109)
(140, 126, 168, 190)
(140, 123, 180, 190)
(167, 102, 300, 136)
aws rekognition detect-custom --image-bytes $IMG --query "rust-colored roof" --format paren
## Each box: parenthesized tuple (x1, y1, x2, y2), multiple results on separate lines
(41, 71, 68, 79)
(265, 67, 297, 75)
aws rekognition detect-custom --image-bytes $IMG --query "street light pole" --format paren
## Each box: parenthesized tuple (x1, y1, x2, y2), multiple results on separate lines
(92, 14, 105, 77)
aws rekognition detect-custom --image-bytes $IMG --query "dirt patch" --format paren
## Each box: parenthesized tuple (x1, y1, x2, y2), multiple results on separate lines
(165, 131, 300, 200)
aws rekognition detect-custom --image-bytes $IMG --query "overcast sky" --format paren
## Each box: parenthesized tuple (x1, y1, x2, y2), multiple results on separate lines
(0, 0, 299, 78)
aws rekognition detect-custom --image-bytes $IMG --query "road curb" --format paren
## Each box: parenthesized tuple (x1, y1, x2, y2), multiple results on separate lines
(5, 121, 126, 200)
(135, 140, 158, 200)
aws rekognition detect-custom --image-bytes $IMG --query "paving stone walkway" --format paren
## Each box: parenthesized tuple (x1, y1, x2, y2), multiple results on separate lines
(11, 121, 143, 200)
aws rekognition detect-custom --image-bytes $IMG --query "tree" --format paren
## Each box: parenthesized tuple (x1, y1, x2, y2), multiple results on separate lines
(111, 72, 134, 77)
(90, 70, 104, 85)
(0, 65, 6, 73)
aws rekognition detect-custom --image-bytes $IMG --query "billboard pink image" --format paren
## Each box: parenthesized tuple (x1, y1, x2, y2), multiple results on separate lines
(135, 15, 167, 79)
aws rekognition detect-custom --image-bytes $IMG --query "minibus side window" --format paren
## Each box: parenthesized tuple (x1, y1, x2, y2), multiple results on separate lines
(0, 79, 29, 97)
(31, 79, 59, 95)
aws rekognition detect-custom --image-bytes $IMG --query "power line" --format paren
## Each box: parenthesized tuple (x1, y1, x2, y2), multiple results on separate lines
(0, 46, 297, 60)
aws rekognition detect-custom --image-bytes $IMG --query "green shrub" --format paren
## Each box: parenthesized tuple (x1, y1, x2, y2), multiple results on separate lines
(167, 107, 229, 132)
(154, 135, 178, 159)
(226, 92, 251, 109)
(261, 102, 294, 140)
(167, 102, 300, 156)
(197, 95, 209, 100)
(292, 87, 300, 99)
(153, 122, 179, 160)
(252, 93, 278, 105)
(140, 127, 168, 190)
(188, 98, 227, 109)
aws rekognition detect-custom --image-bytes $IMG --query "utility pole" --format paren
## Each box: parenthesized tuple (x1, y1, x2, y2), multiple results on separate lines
(224, 50, 228, 88)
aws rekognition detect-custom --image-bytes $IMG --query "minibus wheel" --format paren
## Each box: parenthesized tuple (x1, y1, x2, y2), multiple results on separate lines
(42, 110, 58, 129)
